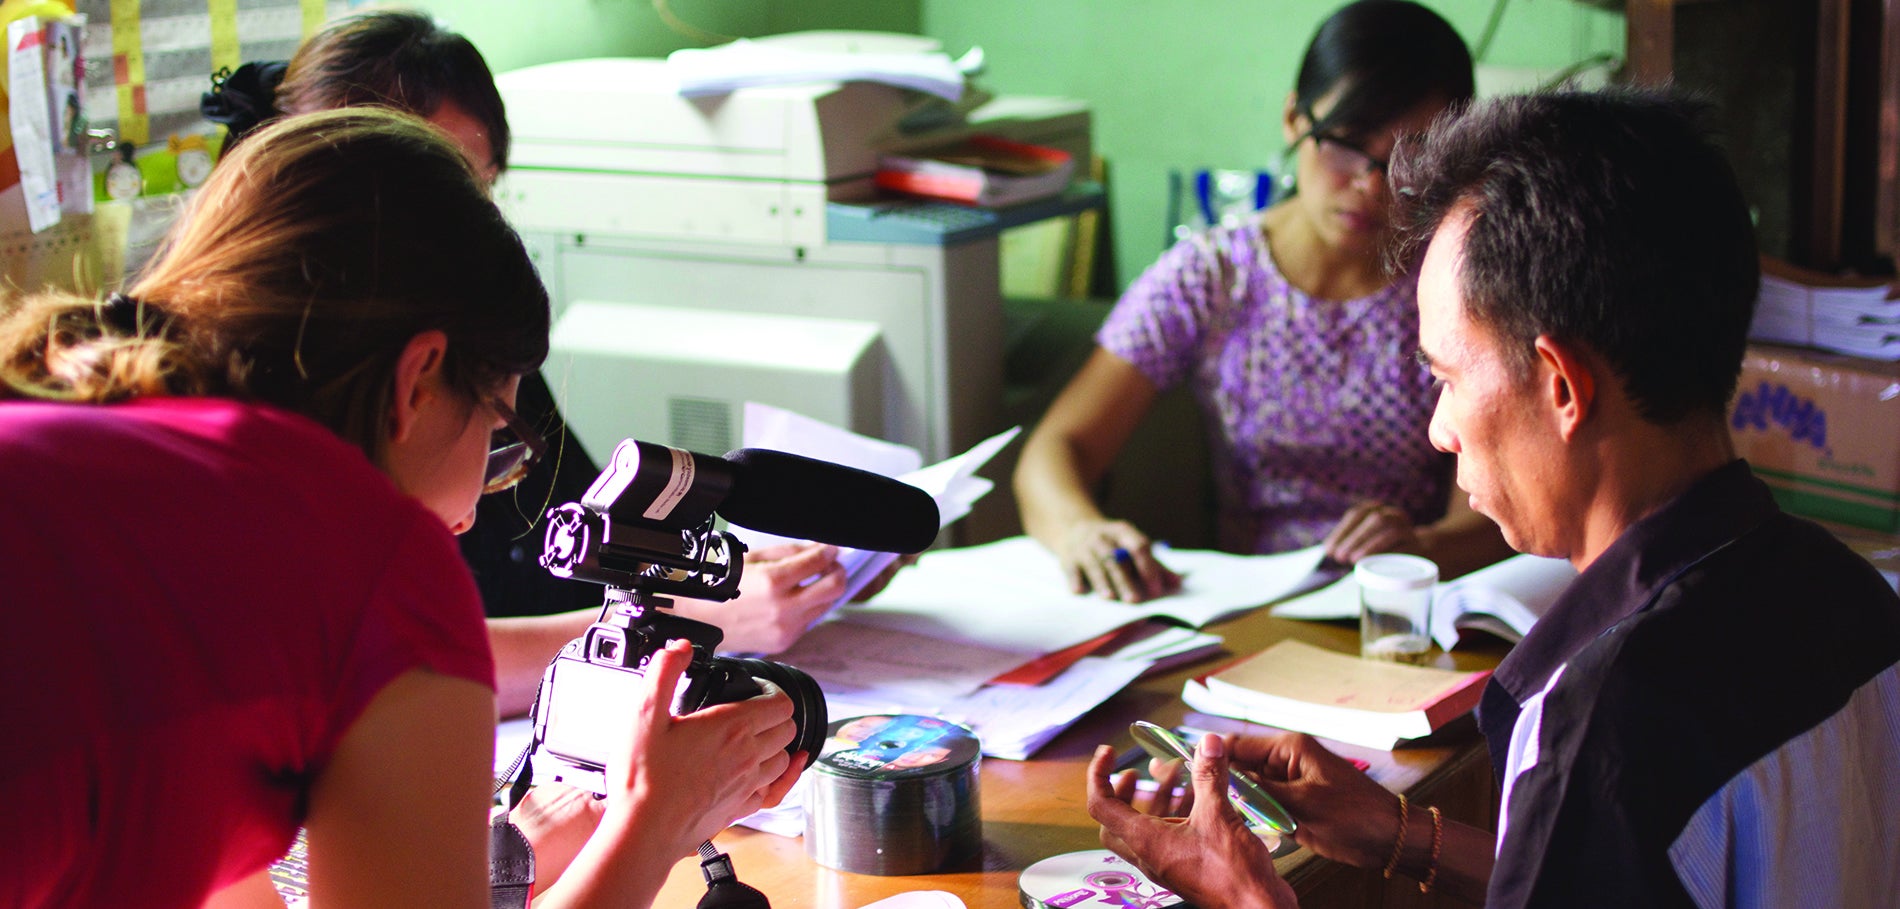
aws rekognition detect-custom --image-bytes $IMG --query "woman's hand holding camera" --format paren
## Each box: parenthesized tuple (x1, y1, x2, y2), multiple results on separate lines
(611, 640, 804, 851)
(537, 639, 805, 904)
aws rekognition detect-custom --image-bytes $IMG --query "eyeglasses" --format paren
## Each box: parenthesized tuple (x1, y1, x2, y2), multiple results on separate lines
(1310, 132, 1389, 181)
(1295, 105, 1390, 182)
(483, 397, 548, 494)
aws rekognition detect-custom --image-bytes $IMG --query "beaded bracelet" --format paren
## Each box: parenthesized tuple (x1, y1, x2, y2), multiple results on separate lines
(1419, 805, 1444, 894)
(1381, 794, 1409, 879)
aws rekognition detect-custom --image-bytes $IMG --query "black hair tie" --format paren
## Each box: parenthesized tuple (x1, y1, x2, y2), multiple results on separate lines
(201, 60, 289, 147)
(101, 292, 145, 333)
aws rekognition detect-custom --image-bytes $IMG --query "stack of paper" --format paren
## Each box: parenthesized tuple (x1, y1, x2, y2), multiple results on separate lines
(1097, 621, 1227, 678)
(769, 619, 1150, 761)
(1750, 271, 1900, 360)
(763, 538, 1324, 762)
(666, 36, 968, 101)
(845, 536, 1327, 655)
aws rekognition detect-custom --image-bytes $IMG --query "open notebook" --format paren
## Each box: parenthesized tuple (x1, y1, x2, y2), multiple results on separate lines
(1269, 553, 1577, 650)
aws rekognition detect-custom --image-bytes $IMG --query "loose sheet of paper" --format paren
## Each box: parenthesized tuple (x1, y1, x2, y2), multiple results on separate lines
(731, 402, 1020, 607)
(1268, 573, 1359, 621)
(770, 620, 1025, 705)
(838, 537, 1327, 655)
(667, 38, 967, 101)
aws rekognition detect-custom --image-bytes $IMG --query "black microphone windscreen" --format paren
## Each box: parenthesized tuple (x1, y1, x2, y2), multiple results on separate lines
(720, 448, 940, 553)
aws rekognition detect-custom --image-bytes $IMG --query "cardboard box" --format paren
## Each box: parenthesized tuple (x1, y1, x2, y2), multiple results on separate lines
(1730, 343, 1900, 531)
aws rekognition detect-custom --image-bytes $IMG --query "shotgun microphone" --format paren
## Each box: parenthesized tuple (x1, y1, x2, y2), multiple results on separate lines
(720, 447, 940, 554)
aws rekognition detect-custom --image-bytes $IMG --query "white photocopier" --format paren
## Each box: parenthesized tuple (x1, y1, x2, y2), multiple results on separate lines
(492, 49, 1094, 466)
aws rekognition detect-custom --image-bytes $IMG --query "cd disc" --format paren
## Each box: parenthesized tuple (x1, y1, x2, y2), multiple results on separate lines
(1018, 850, 1182, 909)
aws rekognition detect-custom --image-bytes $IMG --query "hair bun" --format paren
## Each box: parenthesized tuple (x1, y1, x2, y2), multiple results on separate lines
(201, 60, 289, 146)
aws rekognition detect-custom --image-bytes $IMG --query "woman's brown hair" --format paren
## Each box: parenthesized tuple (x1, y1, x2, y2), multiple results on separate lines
(0, 107, 548, 466)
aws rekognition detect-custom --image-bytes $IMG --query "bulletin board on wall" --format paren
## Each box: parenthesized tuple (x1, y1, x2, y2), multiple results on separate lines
(0, 0, 347, 296)
(76, 0, 344, 147)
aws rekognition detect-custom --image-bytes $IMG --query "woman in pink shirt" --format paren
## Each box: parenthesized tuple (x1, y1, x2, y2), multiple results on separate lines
(0, 109, 802, 908)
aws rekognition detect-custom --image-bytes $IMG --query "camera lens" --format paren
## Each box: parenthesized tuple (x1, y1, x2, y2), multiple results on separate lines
(727, 657, 828, 767)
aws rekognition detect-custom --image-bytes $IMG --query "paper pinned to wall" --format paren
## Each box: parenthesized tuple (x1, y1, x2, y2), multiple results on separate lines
(9, 17, 62, 232)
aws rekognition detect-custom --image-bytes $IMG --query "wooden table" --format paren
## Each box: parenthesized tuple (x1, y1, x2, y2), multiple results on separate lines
(652, 608, 1510, 909)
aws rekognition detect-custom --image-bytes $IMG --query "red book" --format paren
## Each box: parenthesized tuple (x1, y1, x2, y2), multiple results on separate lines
(875, 134, 1074, 207)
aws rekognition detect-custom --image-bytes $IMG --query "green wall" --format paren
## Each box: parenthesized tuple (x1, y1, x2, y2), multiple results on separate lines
(409, 0, 1619, 290)
(404, 0, 922, 73)
(922, 0, 1625, 289)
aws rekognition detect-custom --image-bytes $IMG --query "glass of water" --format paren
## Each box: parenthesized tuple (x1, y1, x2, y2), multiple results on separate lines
(1356, 553, 1438, 664)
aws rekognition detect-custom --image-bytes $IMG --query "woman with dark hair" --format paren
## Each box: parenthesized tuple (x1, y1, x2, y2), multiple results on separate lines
(203, 9, 865, 718)
(207, 8, 509, 180)
(0, 108, 802, 908)
(1014, 0, 1509, 601)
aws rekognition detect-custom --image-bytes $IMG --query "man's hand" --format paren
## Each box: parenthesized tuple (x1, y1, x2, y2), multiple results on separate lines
(1240, 734, 1403, 870)
(1086, 736, 1299, 909)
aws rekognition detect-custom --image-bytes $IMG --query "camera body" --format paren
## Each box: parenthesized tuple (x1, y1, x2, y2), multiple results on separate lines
(527, 439, 827, 796)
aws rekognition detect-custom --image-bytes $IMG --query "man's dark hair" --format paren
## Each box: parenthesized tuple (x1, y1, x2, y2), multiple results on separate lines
(1390, 89, 1760, 423)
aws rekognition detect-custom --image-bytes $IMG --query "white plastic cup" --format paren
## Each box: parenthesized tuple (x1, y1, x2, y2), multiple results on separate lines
(1355, 554, 1438, 664)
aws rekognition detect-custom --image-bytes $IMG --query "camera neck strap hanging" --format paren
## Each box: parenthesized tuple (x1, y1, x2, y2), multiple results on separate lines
(490, 687, 543, 909)
(489, 806, 536, 909)
(697, 840, 772, 909)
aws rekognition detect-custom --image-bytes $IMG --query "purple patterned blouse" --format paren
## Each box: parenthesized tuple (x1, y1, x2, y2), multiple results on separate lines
(1098, 218, 1451, 554)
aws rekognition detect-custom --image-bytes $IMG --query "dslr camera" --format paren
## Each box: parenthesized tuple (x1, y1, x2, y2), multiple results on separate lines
(527, 438, 832, 795)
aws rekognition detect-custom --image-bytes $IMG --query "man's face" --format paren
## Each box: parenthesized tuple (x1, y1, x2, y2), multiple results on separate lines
(1417, 212, 1565, 557)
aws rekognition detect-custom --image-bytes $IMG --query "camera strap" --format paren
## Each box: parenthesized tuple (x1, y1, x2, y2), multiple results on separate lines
(488, 747, 539, 909)
(500, 746, 535, 811)
(696, 841, 772, 909)
(489, 806, 535, 909)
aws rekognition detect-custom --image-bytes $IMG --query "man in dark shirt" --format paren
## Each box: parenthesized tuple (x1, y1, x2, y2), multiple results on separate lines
(1086, 90, 1900, 908)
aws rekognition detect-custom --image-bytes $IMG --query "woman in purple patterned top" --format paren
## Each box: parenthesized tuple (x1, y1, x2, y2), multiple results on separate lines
(1015, 0, 1511, 602)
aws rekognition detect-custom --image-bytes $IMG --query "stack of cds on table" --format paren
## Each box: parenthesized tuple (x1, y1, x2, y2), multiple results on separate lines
(804, 714, 982, 875)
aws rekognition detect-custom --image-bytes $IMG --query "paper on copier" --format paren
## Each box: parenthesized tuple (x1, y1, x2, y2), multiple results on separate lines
(667, 34, 968, 101)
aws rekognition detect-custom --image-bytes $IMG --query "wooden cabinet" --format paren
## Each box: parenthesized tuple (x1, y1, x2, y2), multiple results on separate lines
(1625, 0, 1898, 275)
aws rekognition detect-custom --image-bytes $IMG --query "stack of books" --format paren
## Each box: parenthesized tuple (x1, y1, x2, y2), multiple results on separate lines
(875, 135, 1074, 207)
(1182, 639, 1491, 751)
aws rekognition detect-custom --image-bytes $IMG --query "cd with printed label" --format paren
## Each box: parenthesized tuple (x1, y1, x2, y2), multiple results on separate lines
(1018, 850, 1183, 909)
(815, 714, 981, 781)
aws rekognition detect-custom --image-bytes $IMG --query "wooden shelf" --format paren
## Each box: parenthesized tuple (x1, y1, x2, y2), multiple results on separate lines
(1624, 0, 1898, 274)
